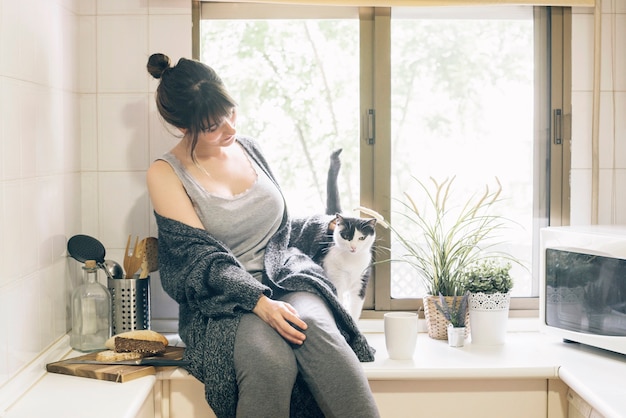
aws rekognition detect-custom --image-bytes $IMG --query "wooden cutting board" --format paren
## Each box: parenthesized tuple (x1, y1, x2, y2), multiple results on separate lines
(46, 346, 185, 383)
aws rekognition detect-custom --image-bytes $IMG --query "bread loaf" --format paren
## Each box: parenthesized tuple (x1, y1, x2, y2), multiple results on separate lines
(105, 330, 169, 355)
(95, 350, 145, 362)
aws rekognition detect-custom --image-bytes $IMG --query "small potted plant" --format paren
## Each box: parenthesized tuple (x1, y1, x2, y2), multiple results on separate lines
(434, 291, 469, 347)
(385, 176, 512, 340)
(462, 258, 514, 345)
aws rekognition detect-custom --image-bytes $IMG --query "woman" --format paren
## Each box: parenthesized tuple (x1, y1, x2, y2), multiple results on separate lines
(146, 53, 379, 418)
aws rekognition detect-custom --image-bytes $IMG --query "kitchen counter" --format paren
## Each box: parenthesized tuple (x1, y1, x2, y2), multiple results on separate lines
(3, 323, 626, 418)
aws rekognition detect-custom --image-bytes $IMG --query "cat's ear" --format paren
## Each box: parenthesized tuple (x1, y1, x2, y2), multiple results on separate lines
(366, 218, 377, 227)
(335, 213, 344, 222)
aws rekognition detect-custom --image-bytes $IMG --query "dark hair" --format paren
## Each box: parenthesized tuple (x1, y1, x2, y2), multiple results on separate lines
(147, 53, 237, 159)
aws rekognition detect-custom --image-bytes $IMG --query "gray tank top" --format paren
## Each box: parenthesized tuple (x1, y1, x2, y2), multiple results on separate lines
(159, 150, 284, 281)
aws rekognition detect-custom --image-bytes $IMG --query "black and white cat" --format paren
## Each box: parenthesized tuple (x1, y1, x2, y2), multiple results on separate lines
(322, 149, 377, 321)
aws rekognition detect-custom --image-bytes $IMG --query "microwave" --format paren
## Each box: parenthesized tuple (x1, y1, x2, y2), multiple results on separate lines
(540, 225, 626, 355)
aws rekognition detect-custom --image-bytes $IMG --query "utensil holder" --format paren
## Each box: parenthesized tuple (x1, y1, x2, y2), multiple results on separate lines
(108, 277, 151, 334)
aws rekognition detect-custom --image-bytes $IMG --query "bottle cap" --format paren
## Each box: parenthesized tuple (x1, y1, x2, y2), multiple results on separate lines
(85, 260, 97, 268)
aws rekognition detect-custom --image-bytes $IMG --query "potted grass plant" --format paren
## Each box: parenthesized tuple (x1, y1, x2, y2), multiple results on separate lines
(388, 176, 513, 340)
(462, 258, 514, 345)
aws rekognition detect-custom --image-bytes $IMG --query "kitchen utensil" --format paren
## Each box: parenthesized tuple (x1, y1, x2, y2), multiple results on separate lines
(129, 238, 146, 279)
(124, 235, 143, 279)
(139, 237, 158, 279)
(103, 259, 124, 279)
(108, 275, 151, 334)
(67, 234, 114, 280)
(64, 357, 189, 367)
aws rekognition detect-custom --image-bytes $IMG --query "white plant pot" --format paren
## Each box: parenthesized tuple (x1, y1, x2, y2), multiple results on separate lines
(468, 291, 511, 345)
(447, 324, 466, 347)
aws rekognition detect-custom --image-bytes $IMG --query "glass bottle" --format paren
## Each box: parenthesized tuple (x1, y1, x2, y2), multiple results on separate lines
(70, 259, 111, 351)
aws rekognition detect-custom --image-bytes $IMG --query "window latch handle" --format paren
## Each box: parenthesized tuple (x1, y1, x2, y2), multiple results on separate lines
(554, 109, 562, 145)
(367, 109, 375, 145)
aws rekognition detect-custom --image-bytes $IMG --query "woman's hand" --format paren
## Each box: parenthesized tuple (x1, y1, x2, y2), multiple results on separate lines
(252, 295, 308, 345)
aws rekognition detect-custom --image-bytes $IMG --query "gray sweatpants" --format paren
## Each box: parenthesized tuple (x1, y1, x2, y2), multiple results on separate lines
(233, 291, 380, 418)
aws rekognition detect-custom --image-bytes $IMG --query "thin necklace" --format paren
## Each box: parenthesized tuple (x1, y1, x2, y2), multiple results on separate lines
(192, 153, 212, 179)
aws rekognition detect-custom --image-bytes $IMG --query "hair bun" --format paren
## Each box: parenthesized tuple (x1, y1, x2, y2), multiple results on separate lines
(147, 53, 171, 79)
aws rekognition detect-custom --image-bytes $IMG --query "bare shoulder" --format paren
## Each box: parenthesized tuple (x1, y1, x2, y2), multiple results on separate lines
(147, 159, 175, 182)
(146, 159, 204, 229)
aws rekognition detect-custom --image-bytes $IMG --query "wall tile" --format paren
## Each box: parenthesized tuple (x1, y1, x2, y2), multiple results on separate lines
(602, 0, 615, 13)
(97, 15, 149, 93)
(98, 171, 151, 251)
(78, 16, 97, 93)
(601, 14, 615, 91)
(615, 13, 626, 91)
(149, 0, 190, 15)
(0, 281, 8, 385)
(5, 274, 42, 376)
(58, 3, 80, 92)
(97, 0, 148, 15)
(0, 0, 3, 77)
(80, 171, 99, 238)
(571, 91, 593, 169)
(0, 0, 31, 81)
(614, 92, 626, 169)
(37, 176, 66, 270)
(20, 179, 39, 277)
(149, 95, 179, 162)
(2, 181, 24, 282)
(572, 13, 594, 92)
(614, 169, 626, 224)
(64, 172, 84, 240)
(598, 168, 618, 224)
(599, 92, 615, 169)
(0, 182, 6, 287)
(570, 168, 592, 225)
(0, 80, 3, 181)
(38, 266, 56, 347)
(19, 83, 38, 179)
(79, 0, 97, 15)
(80, 94, 98, 172)
(0, 79, 24, 180)
(97, 94, 149, 171)
(148, 14, 193, 90)
(62, 92, 82, 174)
(36, 88, 78, 177)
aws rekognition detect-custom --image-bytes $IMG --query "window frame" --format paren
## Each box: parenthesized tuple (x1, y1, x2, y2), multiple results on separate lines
(194, 2, 572, 318)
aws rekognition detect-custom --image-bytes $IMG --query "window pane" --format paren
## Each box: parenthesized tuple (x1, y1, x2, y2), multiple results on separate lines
(200, 17, 360, 217)
(389, 7, 535, 298)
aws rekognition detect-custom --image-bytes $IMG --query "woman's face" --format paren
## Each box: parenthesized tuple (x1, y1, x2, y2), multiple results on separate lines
(199, 108, 237, 146)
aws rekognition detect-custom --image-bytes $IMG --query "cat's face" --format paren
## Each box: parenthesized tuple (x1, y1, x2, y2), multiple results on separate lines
(333, 214, 376, 253)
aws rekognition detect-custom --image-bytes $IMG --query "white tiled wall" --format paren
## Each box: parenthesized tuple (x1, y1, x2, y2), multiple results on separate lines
(0, 0, 191, 392)
(571, 2, 626, 225)
(0, 0, 623, 398)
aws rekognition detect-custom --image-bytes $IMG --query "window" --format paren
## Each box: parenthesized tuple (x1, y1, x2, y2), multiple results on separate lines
(197, 3, 571, 316)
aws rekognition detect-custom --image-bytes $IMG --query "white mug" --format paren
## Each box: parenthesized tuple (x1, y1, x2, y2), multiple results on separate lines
(384, 312, 418, 360)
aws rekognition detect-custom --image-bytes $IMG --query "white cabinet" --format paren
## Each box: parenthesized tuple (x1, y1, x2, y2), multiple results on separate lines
(567, 389, 605, 418)
(370, 379, 548, 418)
(158, 376, 563, 418)
(155, 378, 216, 418)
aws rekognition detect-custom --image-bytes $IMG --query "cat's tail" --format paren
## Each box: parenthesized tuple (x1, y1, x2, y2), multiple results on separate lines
(326, 148, 343, 215)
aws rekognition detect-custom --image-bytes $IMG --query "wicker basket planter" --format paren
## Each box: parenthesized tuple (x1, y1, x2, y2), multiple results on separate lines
(423, 295, 470, 340)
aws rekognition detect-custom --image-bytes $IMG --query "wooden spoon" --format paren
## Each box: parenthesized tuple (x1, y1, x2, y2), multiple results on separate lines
(139, 237, 158, 279)
(124, 235, 143, 279)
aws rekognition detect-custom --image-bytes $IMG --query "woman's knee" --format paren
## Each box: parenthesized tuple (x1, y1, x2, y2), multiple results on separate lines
(234, 314, 298, 385)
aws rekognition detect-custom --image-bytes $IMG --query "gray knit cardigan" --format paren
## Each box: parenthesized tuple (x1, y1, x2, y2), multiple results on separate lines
(154, 136, 375, 418)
